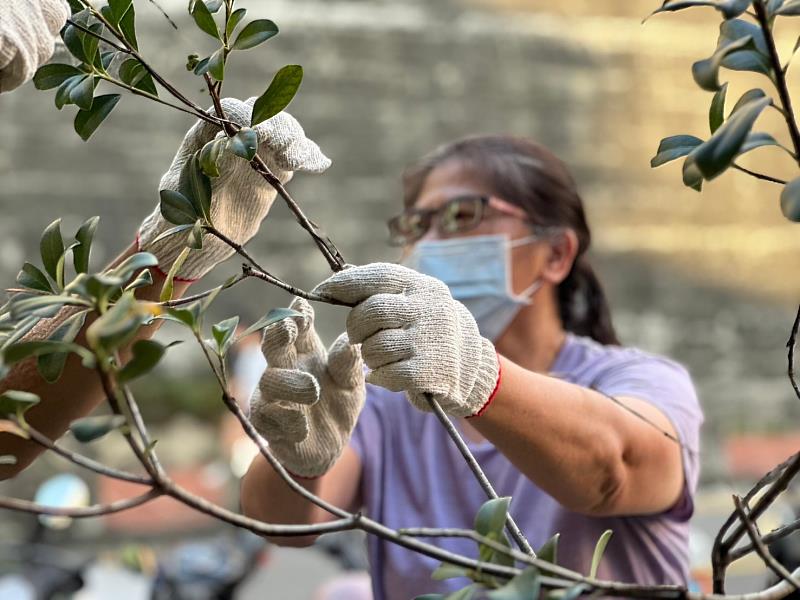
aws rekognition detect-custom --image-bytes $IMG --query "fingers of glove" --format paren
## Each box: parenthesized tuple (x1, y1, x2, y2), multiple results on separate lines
(364, 361, 420, 394)
(251, 111, 331, 173)
(288, 297, 325, 356)
(345, 293, 417, 344)
(326, 333, 365, 390)
(260, 318, 299, 368)
(43, 1, 70, 35)
(259, 368, 320, 406)
(312, 262, 423, 306)
(251, 401, 309, 444)
(360, 328, 414, 371)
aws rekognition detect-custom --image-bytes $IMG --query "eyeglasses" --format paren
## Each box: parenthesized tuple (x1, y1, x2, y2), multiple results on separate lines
(386, 195, 530, 246)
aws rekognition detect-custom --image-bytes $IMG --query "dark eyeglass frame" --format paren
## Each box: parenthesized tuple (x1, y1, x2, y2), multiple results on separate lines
(387, 195, 530, 246)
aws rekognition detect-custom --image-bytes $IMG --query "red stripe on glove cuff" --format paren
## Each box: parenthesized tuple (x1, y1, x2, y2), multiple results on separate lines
(134, 232, 199, 283)
(285, 468, 321, 481)
(467, 352, 502, 419)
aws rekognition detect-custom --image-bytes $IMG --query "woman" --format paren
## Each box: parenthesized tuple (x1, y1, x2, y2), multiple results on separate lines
(241, 135, 704, 599)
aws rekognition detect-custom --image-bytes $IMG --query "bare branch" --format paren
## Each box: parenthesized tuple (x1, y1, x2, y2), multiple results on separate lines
(0, 489, 161, 518)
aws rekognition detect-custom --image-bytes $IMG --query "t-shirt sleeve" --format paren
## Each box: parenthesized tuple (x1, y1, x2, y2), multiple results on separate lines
(349, 385, 383, 468)
(591, 354, 704, 521)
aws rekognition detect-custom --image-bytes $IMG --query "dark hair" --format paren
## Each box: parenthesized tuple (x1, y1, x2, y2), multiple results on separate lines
(402, 135, 620, 346)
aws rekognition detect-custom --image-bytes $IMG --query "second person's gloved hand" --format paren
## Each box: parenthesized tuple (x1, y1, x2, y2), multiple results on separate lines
(138, 97, 330, 281)
(313, 263, 501, 418)
(249, 297, 365, 479)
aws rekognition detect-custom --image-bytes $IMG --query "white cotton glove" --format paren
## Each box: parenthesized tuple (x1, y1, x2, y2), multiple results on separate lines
(138, 97, 331, 281)
(0, 0, 69, 93)
(313, 263, 501, 418)
(249, 297, 365, 478)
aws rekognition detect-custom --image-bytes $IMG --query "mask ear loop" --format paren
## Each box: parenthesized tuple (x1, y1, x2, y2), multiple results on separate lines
(505, 229, 559, 303)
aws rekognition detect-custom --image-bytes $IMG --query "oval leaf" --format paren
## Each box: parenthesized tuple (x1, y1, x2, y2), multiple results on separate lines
(0, 391, 40, 418)
(40, 219, 64, 284)
(475, 496, 511, 537)
(651, 135, 704, 168)
(33, 64, 83, 90)
(110, 252, 159, 283)
(212, 316, 239, 355)
(74, 94, 121, 141)
(226, 8, 247, 38)
(709, 82, 727, 133)
(251, 65, 303, 126)
(589, 530, 613, 578)
(70, 415, 127, 442)
(208, 47, 225, 81)
(237, 307, 302, 340)
(232, 19, 278, 50)
(159, 189, 199, 225)
(17, 263, 53, 293)
(73, 215, 100, 274)
(781, 176, 800, 221)
(191, 0, 220, 39)
(692, 36, 756, 92)
(199, 137, 227, 177)
(487, 567, 541, 600)
(118, 339, 166, 382)
(229, 128, 258, 161)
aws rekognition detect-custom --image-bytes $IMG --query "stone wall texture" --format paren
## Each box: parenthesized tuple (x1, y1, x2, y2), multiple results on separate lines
(2, 0, 799, 479)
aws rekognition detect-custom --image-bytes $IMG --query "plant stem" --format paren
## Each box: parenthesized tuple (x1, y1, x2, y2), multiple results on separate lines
(0, 489, 161, 518)
(159, 272, 248, 307)
(241, 264, 352, 306)
(754, 0, 800, 164)
(732, 164, 787, 185)
(787, 304, 800, 402)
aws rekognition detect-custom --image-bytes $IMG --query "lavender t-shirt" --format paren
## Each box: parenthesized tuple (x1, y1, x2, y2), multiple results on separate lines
(349, 333, 703, 600)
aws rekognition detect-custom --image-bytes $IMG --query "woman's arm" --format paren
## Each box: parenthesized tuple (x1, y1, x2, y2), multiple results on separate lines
(0, 241, 191, 480)
(470, 355, 685, 517)
(240, 446, 362, 547)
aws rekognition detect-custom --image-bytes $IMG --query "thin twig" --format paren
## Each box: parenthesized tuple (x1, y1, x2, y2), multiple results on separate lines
(733, 515, 800, 561)
(426, 396, 535, 557)
(241, 264, 352, 306)
(732, 164, 788, 185)
(733, 495, 800, 592)
(20, 420, 153, 486)
(97, 74, 207, 120)
(754, 0, 800, 163)
(159, 272, 248, 307)
(787, 304, 800, 402)
(0, 489, 161, 518)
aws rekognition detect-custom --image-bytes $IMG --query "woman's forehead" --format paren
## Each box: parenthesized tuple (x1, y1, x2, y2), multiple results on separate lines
(414, 161, 494, 210)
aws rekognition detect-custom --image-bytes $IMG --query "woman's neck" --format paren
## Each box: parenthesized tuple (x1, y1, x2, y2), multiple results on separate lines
(494, 292, 566, 374)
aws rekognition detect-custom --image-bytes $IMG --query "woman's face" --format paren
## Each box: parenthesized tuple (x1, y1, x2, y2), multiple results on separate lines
(406, 159, 552, 296)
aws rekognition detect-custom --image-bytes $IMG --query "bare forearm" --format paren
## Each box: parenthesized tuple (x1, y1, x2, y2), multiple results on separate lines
(470, 356, 682, 516)
(0, 242, 191, 478)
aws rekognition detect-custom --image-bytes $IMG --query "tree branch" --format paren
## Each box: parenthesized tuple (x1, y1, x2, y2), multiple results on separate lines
(0, 488, 161, 518)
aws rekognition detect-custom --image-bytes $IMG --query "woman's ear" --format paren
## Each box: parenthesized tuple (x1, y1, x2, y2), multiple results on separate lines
(541, 229, 579, 285)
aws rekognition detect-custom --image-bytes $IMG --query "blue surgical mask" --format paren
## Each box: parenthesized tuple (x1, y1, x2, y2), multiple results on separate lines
(402, 234, 542, 341)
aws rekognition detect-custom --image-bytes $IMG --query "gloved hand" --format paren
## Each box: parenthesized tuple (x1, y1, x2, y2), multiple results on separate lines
(0, 0, 69, 93)
(138, 97, 331, 281)
(249, 297, 365, 478)
(313, 263, 501, 418)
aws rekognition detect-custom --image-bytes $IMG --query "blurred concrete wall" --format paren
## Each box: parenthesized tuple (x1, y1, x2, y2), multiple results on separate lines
(1, 0, 799, 479)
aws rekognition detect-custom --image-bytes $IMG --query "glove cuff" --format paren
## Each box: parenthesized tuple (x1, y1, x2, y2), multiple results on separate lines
(464, 338, 501, 417)
(467, 350, 502, 419)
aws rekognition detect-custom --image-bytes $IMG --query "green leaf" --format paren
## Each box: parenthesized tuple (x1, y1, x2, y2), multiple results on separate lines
(768, 0, 785, 16)
(650, 135, 704, 168)
(682, 154, 704, 191)
(648, 0, 752, 19)
(118, 339, 166, 382)
(431, 563, 471, 581)
(475, 497, 510, 537)
(0, 391, 40, 418)
(537, 533, 559, 565)
(70, 415, 127, 442)
(692, 36, 757, 92)
(212, 316, 239, 355)
(229, 128, 258, 160)
(692, 96, 771, 180)
(82, 22, 103, 66)
(718, 20, 771, 76)
(124, 269, 154, 291)
(118, 58, 158, 95)
(232, 19, 279, 50)
(709, 82, 727, 133)
(205, 0, 224, 12)
(193, 57, 211, 76)
(251, 65, 303, 126)
(3, 340, 92, 366)
(589, 530, 613, 579)
(33, 64, 83, 90)
(108, 0, 133, 25)
(40, 219, 64, 284)
(188, 220, 204, 250)
(236, 308, 302, 341)
(17, 263, 53, 293)
(37, 311, 87, 383)
(100, 50, 117, 70)
(8, 295, 78, 320)
(151, 223, 195, 245)
(55, 75, 85, 109)
(208, 47, 225, 81)
(109, 252, 159, 283)
(226, 8, 247, 38)
(182, 154, 212, 221)
(159, 247, 191, 303)
(164, 304, 199, 330)
(199, 137, 227, 177)
(191, 0, 220, 39)
(119, 3, 138, 50)
(777, 0, 800, 14)
(74, 94, 122, 141)
(730, 88, 767, 116)
(487, 567, 541, 599)
(73, 216, 100, 274)
(781, 176, 800, 221)
(159, 189, 199, 225)
(61, 22, 87, 62)
(86, 292, 149, 353)
(738, 131, 780, 154)
(69, 73, 95, 110)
